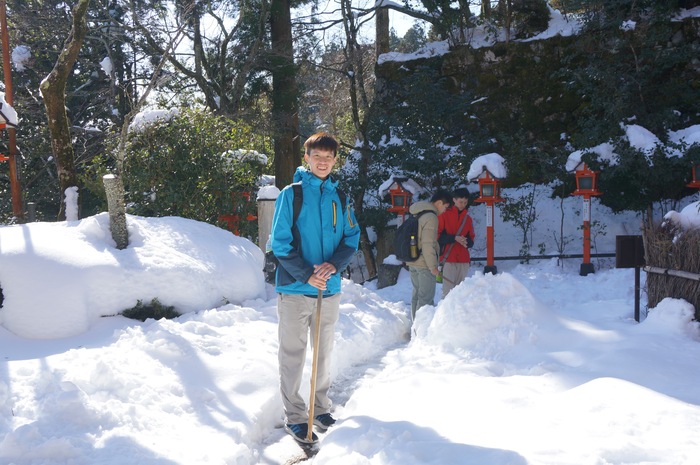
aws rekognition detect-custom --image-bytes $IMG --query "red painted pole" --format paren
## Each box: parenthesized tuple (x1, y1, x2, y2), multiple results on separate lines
(484, 201, 497, 274)
(486, 202, 494, 266)
(583, 196, 591, 263)
(580, 196, 594, 276)
(0, 0, 23, 220)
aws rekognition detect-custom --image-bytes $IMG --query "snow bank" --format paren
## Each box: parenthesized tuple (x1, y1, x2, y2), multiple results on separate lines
(639, 297, 700, 339)
(414, 272, 543, 358)
(0, 214, 265, 339)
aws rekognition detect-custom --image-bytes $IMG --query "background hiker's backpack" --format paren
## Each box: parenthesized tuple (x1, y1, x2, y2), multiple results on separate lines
(393, 211, 432, 263)
(264, 184, 347, 283)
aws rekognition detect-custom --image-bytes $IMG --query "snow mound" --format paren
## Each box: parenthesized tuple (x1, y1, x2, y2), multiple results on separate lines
(414, 272, 543, 358)
(638, 297, 700, 339)
(334, 279, 410, 373)
(0, 214, 265, 339)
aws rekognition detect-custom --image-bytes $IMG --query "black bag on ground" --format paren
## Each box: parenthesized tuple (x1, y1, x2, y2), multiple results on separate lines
(393, 211, 431, 263)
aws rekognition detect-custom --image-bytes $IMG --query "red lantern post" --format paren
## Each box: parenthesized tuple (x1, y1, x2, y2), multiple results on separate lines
(0, 0, 23, 220)
(687, 162, 700, 189)
(572, 163, 602, 276)
(474, 170, 503, 275)
(219, 191, 257, 235)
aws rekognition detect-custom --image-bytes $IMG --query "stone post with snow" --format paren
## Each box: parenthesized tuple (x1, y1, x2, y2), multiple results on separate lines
(103, 174, 128, 249)
(257, 184, 280, 255)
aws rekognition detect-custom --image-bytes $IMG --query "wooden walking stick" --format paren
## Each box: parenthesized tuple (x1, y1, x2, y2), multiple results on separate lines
(306, 288, 323, 442)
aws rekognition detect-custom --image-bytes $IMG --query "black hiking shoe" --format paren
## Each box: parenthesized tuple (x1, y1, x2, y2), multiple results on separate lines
(284, 423, 318, 444)
(313, 413, 336, 429)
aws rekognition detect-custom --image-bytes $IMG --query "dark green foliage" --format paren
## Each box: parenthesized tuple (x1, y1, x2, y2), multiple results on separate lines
(490, 0, 551, 40)
(395, 22, 429, 53)
(1, 0, 108, 221)
(124, 110, 270, 239)
(122, 298, 180, 322)
(370, 9, 700, 220)
(513, 0, 552, 39)
(586, 143, 691, 216)
(560, 1, 700, 146)
(0, 0, 166, 221)
(84, 109, 271, 239)
(418, 0, 474, 41)
(368, 63, 475, 191)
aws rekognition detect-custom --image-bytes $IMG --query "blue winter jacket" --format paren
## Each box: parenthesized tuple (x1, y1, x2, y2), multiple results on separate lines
(271, 167, 361, 295)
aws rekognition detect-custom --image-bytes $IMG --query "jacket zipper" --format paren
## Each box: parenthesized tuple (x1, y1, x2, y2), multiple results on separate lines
(332, 200, 337, 232)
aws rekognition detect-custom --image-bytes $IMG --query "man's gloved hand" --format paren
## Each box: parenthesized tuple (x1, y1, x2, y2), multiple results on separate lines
(466, 236, 474, 248)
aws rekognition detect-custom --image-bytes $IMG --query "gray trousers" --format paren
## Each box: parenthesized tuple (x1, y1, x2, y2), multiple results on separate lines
(441, 262, 470, 298)
(277, 293, 340, 424)
(409, 266, 436, 321)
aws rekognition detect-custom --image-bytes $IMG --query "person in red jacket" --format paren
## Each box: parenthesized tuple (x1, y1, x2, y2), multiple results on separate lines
(437, 187, 475, 298)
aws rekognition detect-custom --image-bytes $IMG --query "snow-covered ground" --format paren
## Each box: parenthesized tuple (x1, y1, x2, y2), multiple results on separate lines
(2, 193, 700, 464)
(3, 4, 700, 463)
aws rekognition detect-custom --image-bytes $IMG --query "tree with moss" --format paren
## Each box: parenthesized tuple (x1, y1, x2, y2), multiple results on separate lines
(39, 0, 90, 221)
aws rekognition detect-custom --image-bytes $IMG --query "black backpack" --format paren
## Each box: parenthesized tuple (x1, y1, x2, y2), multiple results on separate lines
(264, 184, 347, 283)
(393, 211, 433, 263)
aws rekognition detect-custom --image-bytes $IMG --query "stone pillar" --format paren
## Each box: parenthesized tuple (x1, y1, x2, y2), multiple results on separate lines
(376, 7, 390, 57)
(257, 198, 276, 253)
(376, 226, 403, 289)
(103, 174, 128, 250)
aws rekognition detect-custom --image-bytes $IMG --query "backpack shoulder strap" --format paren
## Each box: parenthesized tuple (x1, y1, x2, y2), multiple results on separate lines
(415, 210, 435, 219)
(292, 183, 303, 227)
(291, 184, 346, 224)
(337, 189, 347, 211)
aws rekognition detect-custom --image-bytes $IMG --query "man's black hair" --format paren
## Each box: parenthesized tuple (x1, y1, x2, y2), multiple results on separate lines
(452, 187, 470, 199)
(430, 188, 453, 205)
(304, 132, 338, 157)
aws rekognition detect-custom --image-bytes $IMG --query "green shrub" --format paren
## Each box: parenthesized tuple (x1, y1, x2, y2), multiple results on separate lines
(122, 298, 181, 322)
(84, 108, 272, 240)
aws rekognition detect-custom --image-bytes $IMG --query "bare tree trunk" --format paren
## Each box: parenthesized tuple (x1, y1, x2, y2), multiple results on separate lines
(341, 0, 377, 279)
(270, 0, 300, 189)
(482, 0, 492, 17)
(39, 0, 90, 220)
(498, 0, 512, 43)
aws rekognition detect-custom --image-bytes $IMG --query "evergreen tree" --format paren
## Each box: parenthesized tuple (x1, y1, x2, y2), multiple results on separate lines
(396, 22, 428, 53)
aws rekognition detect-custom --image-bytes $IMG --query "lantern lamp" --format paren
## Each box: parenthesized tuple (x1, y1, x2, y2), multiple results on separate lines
(687, 162, 700, 189)
(475, 170, 503, 204)
(387, 177, 412, 217)
(572, 163, 601, 197)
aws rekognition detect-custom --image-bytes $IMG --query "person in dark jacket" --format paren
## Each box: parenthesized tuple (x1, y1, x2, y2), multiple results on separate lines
(270, 132, 360, 443)
(437, 187, 475, 298)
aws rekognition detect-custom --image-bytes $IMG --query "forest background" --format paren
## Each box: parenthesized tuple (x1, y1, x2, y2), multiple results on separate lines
(1, 0, 700, 280)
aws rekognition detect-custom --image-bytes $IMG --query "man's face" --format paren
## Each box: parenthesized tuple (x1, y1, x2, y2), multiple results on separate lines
(435, 200, 449, 215)
(453, 197, 469, 211)
(304, 148, 337, 180)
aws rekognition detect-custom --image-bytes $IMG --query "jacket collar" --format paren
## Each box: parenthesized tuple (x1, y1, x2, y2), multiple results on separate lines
(294, 166, 338, 190)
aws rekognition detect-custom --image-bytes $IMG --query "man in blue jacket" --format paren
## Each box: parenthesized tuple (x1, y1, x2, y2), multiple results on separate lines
(270, 132, 360, 444)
